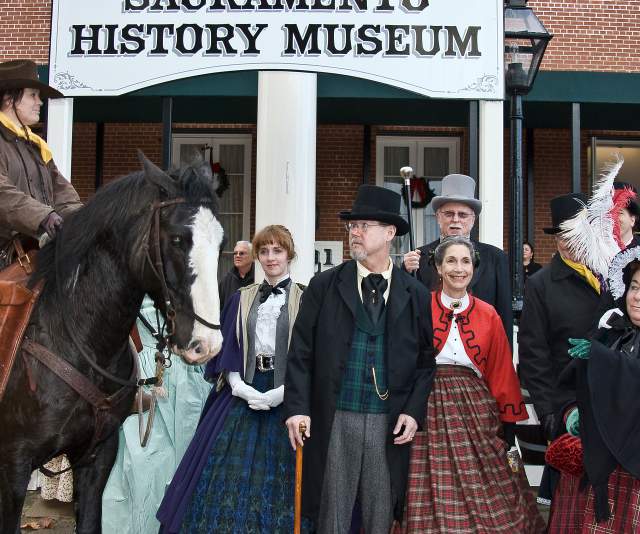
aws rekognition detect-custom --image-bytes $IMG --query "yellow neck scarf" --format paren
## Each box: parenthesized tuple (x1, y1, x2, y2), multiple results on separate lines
(562, 256, 601, 294)
(0, 111, 53, 164)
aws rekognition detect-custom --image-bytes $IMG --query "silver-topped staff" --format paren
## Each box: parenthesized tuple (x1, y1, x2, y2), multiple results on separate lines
(400, 166, 416, 255)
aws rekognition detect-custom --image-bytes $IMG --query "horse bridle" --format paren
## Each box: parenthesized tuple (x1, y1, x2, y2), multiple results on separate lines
(54, 196, 221, 390)
(144, 197, 222, 338)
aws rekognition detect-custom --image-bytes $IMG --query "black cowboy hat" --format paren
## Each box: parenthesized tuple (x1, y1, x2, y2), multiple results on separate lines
(0, 60, 63, 99)
(340, 184, 410, 236)
(543, 193, 587, 234)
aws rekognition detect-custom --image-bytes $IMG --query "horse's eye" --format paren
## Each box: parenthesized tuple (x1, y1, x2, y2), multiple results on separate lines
(171, 236, 182, 246)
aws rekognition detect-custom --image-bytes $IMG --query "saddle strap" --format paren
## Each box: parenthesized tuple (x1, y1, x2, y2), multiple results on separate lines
(21, 338, 135, 476)
(23, 337, 122, 409)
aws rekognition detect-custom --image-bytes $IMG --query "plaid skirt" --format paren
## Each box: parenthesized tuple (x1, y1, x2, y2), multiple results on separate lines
(395, 366, 545, 534)
(548, 467, 640, 533)
(179, 372, 297, 533)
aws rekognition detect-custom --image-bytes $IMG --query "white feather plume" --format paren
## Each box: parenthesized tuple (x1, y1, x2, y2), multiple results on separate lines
(559, 157, 624, 278)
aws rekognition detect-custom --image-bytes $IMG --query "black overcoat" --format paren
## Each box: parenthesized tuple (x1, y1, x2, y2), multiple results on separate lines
(414, 239, 513, 345)
(518, 253, 601, 418)
(283, 260, 436, 523)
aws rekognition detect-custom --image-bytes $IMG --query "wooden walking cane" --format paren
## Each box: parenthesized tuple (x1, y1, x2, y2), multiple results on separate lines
(294, 421, 307, 534)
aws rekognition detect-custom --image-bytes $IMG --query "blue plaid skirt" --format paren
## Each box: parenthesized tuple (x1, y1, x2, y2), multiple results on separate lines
(180, 371, 296, 533)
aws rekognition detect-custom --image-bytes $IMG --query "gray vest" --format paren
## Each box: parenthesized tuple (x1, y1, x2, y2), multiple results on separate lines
(244, 282, 291, 387)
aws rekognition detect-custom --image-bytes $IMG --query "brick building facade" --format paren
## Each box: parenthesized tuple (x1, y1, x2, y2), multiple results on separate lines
(2, 1, 640, 265)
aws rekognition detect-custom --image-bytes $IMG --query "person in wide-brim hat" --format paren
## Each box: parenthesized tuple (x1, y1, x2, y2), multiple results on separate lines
(0, 59, 62, 99)
(339, 184, 410, 236)
(0, 58, 80, 264)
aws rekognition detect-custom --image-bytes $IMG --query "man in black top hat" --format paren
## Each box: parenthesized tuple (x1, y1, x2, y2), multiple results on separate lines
(519, 193, 602, 442)
(284, 184, 436, 533)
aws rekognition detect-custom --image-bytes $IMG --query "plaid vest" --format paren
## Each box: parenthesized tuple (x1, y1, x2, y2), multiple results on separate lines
(336, 300, 389, 414)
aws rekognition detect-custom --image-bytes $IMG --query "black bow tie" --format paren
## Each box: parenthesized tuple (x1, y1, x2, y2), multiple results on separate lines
(258, 278, 290, 303)
(361, 273, 388, 324)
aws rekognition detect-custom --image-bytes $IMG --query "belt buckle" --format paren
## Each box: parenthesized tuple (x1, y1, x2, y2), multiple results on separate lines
(256, 353, 275, 372)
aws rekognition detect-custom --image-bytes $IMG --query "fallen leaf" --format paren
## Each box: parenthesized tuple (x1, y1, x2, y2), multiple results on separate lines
(20, 517, 56, 530)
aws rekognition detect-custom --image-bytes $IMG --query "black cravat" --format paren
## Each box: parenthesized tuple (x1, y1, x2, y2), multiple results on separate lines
(361, 273, 388, 324)
(258, 278, 290, 303)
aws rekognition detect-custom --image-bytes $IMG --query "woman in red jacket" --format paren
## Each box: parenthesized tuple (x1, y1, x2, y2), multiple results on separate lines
(396, 236, 545, 533)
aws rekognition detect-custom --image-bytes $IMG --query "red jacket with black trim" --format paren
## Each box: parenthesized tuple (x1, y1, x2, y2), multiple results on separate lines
(431, 291, 527, 423)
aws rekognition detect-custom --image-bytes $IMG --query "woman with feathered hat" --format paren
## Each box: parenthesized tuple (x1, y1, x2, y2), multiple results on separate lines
(546, 246, 640, 533)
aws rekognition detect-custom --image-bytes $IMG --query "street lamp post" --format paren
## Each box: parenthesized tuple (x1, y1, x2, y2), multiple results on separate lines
(504, 0, 552, 314)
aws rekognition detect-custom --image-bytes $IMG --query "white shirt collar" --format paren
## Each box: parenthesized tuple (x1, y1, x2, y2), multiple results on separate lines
(441, 290, 470, 314)
(356, 258, 393, 280)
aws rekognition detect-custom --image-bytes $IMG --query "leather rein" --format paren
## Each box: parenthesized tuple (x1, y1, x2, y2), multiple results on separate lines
(22, 196, 222, 471)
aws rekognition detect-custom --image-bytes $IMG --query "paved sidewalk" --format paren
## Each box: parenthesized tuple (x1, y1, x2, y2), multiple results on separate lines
(20, 491, 75, 534)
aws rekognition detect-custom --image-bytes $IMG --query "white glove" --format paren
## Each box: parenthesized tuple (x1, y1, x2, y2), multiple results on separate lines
(263, 385, 284, 408)
(227, 372, 268, 410)
(598, 308, 623, 329)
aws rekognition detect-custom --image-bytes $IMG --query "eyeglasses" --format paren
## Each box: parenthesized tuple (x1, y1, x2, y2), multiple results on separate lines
(233, 251, 248, 256)
(344, 222, 389, 233)
(439, 210, 474, 221)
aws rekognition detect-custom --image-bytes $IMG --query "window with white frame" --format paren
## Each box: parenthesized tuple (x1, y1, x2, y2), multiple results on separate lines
(376, 136, 460, 265)
(172, 133, 252, 276)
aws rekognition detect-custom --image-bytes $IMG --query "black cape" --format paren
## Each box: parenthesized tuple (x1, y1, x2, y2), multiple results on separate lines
(561, 318, 640, 521)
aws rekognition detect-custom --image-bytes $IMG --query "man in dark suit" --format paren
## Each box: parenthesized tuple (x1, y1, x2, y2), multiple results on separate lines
(284, 185, 436, 534)
(403, 174, 512, 344)
(218, 240, 255, 309)
(519, 193, 602, 441)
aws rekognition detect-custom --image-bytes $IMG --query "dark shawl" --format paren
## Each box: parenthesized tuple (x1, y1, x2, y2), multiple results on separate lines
(562, 317, 640, 521)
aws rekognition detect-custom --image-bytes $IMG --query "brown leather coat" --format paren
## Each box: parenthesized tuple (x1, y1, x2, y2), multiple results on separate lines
(0, 123, 81, 247)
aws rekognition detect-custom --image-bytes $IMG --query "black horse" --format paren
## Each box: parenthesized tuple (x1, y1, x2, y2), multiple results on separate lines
(0, 154, 225, 533)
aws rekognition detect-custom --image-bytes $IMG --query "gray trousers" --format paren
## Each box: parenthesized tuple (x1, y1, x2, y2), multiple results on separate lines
(318, 410, 393, 534)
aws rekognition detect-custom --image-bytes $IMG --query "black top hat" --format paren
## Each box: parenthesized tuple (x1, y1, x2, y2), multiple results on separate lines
(340, 184, 410, 236)
(0, 60, 63, 99)
(613, 181, 640, 218)
(543, 193, 587, 234)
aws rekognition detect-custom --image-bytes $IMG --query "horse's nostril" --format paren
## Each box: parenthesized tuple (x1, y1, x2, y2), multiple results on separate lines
(188, 340, 201, 352)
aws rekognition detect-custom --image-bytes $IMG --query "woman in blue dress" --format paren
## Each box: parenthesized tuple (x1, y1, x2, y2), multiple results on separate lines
(101, 295, 212, 534)
(157, 224, 304, 533)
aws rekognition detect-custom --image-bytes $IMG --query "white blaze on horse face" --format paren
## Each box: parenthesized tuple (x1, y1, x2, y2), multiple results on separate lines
(184, 206, 224, 364)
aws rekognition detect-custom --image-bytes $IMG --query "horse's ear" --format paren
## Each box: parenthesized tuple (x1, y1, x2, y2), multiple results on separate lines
(137, 150, 177, 195)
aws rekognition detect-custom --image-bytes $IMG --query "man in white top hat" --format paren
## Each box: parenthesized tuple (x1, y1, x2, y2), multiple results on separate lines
(404, 173, 512, 344)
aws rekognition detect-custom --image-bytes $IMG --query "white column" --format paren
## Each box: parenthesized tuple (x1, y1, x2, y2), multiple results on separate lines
(46, 98, 74, 180)
(478, 99, 504, 249)
(255, 71, 317, 285)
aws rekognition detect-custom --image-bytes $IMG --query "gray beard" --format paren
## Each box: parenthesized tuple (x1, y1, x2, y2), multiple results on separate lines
(350, 248, 367, 262)
(440, 233, 471, 241)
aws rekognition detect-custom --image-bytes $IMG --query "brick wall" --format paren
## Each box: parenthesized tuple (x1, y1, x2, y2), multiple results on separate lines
(3, 1, 640, 74)
(315, 125, 365, 256)
(529, 0, 640, 72)
(0, 2, 51, 62)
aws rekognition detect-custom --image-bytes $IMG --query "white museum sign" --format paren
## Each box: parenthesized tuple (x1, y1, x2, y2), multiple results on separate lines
(50, 0, 504, 99)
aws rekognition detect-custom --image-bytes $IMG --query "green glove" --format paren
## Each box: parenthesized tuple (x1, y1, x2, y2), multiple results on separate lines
(566, 408, 580, 436)
(568, 338, 591, 359)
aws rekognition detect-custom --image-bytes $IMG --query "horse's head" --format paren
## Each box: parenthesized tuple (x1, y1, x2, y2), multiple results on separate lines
(139, 152, 224, 364)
